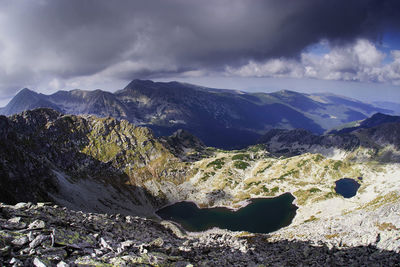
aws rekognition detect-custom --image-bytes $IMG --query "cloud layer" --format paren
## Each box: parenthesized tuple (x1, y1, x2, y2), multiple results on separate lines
(227, 39, 400, 85)
(0, 0, 399, 96)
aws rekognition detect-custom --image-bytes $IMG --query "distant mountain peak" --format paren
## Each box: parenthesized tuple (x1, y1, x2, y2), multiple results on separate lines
(125, 79, 155, 88)
(275, 89, 304, 96)
(16, 88, 38, 96)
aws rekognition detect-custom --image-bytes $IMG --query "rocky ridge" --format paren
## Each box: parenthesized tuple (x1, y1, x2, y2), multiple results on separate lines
(1, 202, 400, 266)
(0, 79, 392, 148)
(0, 108, 193, 216)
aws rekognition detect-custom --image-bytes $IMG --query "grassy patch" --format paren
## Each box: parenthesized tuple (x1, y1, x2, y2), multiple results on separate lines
(332, 160, 343, 170)
(309, 187, 321, 193)
(277, 169, 299, 180)
(200, 172, 215, 182)
(296, 160, 307, 168)
(257, 162, 273, 174)
(361, 191, 399, 210)
(271, 186, 279, 193)
(313, 154, 324, 162)
(294, 188, 323, 205)
(245, 181, 261, 189)
(234, 160, 250, 170)
(206, 158, 225, 170)
(376, 222, 398, 231)
(325, 233, 339, 239)
(232, 153, 251, 161)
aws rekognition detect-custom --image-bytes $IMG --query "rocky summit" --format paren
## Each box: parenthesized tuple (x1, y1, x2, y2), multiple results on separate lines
(1, 202, 400, 267)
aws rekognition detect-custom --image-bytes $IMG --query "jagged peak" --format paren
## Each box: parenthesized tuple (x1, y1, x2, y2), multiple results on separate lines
(16, 107, 62, 119)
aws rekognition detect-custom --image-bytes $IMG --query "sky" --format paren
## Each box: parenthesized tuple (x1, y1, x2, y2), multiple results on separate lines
(0, 0, 400, 106)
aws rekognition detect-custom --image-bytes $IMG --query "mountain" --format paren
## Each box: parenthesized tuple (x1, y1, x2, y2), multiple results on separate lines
(0, 108, 198, 216)
(0, 88, 61, 115)
(0, 80, 392, 148)
(328, 113, 400, 134)
(257, 112, 400, 162)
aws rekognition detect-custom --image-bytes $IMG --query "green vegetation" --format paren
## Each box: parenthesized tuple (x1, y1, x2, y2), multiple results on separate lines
(277, 169, 299, 180)
(200, 172, 215, 182)
(262, 185, 269, 193)
(232, 153, 251, 161)
(256, 162, 273, 174)
(225, 177, 239, 188)
(296, 160, 307, 168)
(206, 158, 225, 170)
(309, 187, 321, 193)
(361, 191, 399, 210)
(234, 160, 250, 170)
(332, 160, 343, 170)
(313, 154, 324, 162)
(247, 144, 265, 152)
(245, 181, 261, 189)
(294, 187, 324, 205)
(271, 186, 279, 193)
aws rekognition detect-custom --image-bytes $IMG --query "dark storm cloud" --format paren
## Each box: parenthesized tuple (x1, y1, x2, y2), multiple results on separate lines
(0, 0, 399, 94)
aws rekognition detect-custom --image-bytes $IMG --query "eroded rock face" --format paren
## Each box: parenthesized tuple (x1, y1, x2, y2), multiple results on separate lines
(1, 202, 400, 266)
(0, 108, 189, 215)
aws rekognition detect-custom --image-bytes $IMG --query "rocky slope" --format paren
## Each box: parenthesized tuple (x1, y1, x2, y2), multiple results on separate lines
(0, 108, 195, 216)
(1, 202, 400, 266)
(0, 79, 392, 148)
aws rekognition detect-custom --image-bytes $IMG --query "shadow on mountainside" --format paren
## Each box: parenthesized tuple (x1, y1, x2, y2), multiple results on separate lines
(0, 109, 169, 216)
(257, 126, 400, 163)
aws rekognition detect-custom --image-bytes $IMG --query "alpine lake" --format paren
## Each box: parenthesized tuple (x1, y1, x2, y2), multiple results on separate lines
(335, 178, 361, 198)
(156, 193, 298, 234)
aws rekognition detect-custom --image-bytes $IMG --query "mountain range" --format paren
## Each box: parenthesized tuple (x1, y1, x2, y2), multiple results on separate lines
(0, 79, 393, 148)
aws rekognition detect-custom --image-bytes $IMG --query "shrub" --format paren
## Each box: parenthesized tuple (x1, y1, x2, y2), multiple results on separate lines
(232, 153, 251, 161)
(206, 158, 225, 170)
(233, 160, 250, 170)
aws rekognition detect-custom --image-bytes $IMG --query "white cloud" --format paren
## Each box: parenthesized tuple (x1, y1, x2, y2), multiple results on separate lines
(227, 39, 400, 85)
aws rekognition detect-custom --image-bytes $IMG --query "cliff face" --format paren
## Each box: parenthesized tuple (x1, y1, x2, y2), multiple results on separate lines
(0, 108, 191, 216)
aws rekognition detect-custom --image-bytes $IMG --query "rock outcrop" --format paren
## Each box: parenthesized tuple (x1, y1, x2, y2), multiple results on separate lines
(1, 202, 400, 266)
(0, 108, 187, 216)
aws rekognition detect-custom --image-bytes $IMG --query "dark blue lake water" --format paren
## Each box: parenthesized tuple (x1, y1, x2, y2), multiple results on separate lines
(335, 178, 360, 198)
(156, 193, 297, 233)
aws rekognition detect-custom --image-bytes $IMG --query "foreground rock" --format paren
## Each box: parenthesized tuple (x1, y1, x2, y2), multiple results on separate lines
(1, 202, 400, 266)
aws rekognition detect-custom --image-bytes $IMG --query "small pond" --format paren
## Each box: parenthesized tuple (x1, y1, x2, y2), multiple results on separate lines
(156, 193, 297, 234)
(335, 178, 360, 198)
